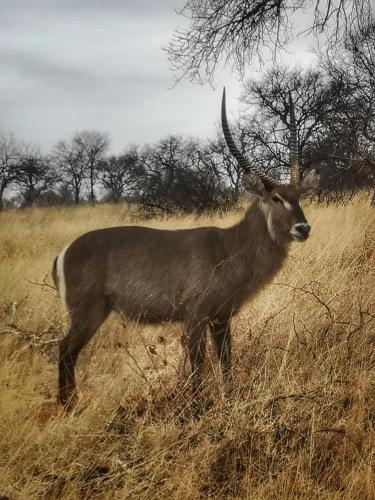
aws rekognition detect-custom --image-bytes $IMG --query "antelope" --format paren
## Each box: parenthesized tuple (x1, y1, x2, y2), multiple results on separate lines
(53, 89, 319, 409)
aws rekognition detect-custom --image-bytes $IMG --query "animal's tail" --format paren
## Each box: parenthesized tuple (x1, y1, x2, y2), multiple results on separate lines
(52, 255, 59, 295)
(53, 247, 68, 307)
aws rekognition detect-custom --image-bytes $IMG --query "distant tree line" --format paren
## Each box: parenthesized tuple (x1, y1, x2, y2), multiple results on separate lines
(1, 20, 374, 211)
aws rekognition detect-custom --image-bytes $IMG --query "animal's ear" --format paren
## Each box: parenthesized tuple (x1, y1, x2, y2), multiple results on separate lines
(301, 169, 320, 193)
(243, 172, 266, 197)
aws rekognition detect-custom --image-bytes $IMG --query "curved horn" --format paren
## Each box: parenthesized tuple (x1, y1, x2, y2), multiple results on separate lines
(289, 92, 300, 185)
(221, 87, 278, 190)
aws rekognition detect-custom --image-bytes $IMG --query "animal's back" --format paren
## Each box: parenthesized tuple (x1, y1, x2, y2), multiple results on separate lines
(57, 224, 230, 322)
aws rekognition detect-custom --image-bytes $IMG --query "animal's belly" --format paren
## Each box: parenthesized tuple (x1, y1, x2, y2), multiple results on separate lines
(109, 290, 186, 323)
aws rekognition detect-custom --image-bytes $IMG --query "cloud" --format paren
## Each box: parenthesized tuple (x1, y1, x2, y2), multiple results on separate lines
(1, 0, 181, 20)
(0, 3, 187, 151)
(0, 1, 317, 154)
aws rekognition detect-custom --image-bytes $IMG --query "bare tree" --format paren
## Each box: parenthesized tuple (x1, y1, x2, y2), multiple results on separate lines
(166, 0, 372, 83)
(98, 148, 139, 202)
(316, 19, 375, 201)
(0, 133, 22, 209)
(136, 136, 220, 213)
(16, 146, 58, 207)
(54, 139, 86, 204)
(324, 14, 375, 95)
(74, 131, 109, 202)
(241, 66, 327, 180)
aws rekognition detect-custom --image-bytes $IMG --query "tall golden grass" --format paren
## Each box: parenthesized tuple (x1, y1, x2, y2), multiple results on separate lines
(0, 197, 374, 499)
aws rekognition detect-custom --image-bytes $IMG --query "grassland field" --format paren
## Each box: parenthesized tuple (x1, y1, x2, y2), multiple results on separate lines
(0, 196, 374, 499)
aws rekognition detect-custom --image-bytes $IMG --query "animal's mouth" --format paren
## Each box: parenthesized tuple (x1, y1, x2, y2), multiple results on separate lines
(290, 230, 309, 242)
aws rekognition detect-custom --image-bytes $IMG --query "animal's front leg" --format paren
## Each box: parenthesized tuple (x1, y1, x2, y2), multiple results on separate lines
(185, 320, 208, 396)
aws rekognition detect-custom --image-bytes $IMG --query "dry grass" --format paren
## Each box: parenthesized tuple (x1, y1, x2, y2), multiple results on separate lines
(0, 196, 374, 499)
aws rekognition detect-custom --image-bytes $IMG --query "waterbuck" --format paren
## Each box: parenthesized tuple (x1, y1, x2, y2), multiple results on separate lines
(53, 89, 319, 409)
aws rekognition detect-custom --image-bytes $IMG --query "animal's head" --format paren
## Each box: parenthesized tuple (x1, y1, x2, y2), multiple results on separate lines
(222, 88, 320, 244)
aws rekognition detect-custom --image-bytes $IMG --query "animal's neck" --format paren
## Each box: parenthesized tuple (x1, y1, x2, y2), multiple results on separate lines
(225, 199, 290, 295)
(235, 199, 287, 249)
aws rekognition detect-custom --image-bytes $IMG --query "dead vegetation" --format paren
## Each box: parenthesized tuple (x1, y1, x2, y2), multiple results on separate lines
(0, 196, 374, 499)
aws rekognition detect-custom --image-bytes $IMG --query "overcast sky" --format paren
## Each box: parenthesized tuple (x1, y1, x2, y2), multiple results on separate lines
(0, 1, 318, 154)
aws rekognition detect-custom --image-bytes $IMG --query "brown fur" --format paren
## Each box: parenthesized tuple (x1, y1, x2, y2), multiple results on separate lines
(54, 185, 313, 409)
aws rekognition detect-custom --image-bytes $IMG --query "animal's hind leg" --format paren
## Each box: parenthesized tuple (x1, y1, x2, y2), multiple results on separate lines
(59, 299, 109, 410)
(209, 319, 233, 390)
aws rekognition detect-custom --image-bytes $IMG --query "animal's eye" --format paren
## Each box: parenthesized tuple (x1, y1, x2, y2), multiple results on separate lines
(272, 196, 282, 203)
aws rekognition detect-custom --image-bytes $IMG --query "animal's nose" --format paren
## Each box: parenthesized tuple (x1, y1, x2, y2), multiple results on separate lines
(293, 223, 311, 239)
(297, 223, 310, 237)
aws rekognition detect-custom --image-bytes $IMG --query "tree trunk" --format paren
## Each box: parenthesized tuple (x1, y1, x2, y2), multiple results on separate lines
(89, 164, 95, 202)
(74, 187, 80, 204)
(0, 184, 5, 210)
